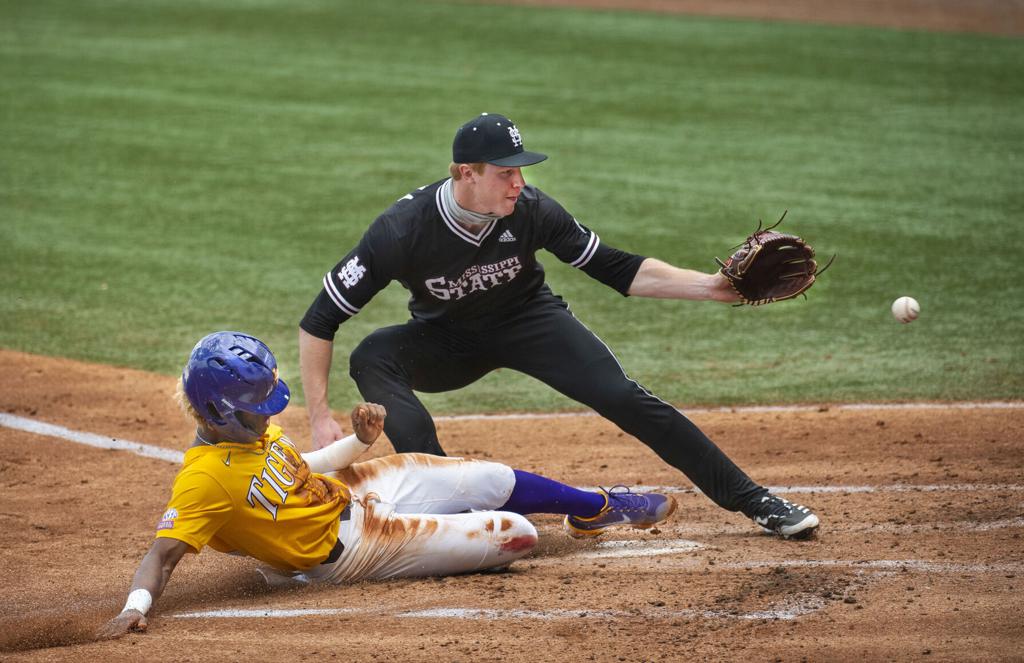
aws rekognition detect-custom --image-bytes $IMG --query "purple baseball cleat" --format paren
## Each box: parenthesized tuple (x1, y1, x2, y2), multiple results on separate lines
(564, 485, 678, 539)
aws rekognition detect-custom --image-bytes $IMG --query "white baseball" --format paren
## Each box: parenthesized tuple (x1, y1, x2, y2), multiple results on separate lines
(891, 296, 920, 324)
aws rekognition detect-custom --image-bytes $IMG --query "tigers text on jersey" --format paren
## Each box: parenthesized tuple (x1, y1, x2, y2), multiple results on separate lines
(300, 179, 646, 339)
(155, 424, 351, 572)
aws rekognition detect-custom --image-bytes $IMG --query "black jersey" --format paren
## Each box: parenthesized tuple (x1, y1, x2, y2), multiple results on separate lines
(300, 178, 646, 340)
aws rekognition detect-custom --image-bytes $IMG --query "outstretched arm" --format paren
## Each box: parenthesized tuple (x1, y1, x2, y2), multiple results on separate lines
(299, 327, 344, 450)
(627, 258, 740, 303)
(95, 537, 191, 640)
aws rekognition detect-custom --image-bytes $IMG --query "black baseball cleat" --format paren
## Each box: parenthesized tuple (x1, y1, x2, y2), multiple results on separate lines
(748, 494, 819, 540)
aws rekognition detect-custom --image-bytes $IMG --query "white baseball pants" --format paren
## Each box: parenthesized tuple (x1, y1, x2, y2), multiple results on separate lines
(304, 453, 537, 583)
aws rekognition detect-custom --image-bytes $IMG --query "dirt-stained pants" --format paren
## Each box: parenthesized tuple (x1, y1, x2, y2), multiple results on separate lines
(304, 454, 536, 583)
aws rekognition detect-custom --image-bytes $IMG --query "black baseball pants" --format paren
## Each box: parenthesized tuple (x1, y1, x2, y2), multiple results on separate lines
(349, 294, 767, 513)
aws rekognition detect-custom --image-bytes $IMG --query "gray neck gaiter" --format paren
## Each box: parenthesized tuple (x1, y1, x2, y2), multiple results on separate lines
(441, 178, 502, 226)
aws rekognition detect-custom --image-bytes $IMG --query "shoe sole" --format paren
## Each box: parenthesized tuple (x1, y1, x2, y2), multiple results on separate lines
(777, 513, 820, 540)
(564, 495, 679, 539)
(564, 518, 605, 539)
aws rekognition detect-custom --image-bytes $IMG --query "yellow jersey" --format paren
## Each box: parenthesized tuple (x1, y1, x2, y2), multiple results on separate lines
(155, 424, 351, 572)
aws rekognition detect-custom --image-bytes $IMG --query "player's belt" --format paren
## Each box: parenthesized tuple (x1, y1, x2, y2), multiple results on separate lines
(321, 503, 353, 565)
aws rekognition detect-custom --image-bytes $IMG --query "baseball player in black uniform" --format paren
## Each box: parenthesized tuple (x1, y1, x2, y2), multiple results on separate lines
(299, 113, 819, 539)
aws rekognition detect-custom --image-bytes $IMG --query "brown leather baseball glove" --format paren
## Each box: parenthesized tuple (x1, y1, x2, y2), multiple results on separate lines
(716, 211, 833, 306)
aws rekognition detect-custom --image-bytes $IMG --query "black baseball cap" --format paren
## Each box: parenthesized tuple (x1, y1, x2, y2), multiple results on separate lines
(452, 113, 548, 167)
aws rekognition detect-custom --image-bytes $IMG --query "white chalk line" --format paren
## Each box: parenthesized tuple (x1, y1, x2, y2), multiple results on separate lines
(392, 602, 828, 621)
(555, 513, 1024, 542)
(720, 559, 1024, 574)
(574, 538, 705, 558)
(651, 516, 1024, 538)
(435, 401, 1024, 422)
(176, 608, 361, 619)
(174, 601, 825, 622)
(0, 412, 184, 463)
(4, 399, 1019, 462)
(3, 412, 1022, 500)
(835, 516, 1024, 534)
(589, 483, 1024, 494)
(527, 517, 1024, 564)
(172, 553, 1024, 624)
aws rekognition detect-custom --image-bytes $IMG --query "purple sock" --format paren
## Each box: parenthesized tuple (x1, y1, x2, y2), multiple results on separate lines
(499, 470, 606, 517)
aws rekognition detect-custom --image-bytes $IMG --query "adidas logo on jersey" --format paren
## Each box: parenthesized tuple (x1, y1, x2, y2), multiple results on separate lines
(498, 229, 517, 243)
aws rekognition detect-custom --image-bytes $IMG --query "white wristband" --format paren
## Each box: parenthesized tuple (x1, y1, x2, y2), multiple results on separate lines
(122, 588, 153, 615)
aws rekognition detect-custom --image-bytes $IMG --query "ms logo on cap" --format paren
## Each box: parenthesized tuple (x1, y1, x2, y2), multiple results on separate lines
(508, 125, 523, 148)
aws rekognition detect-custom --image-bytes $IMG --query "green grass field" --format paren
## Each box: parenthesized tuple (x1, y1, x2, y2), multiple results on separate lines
(3, 0, 1022, 412)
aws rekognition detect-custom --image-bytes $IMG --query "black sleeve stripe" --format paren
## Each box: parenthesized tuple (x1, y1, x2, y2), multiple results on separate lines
(570, 232, 600, 268)
(322, 272, 361, 317)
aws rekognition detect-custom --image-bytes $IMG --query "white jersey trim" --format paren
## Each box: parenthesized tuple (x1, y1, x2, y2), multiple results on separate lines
(322, 272, 361, 317)
(570, 231, 600, 268)
(436, 179, 498, 247)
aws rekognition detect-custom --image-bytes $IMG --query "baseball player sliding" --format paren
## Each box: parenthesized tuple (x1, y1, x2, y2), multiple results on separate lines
(97, 331, 676, 640)
(299, 112, 819, 541)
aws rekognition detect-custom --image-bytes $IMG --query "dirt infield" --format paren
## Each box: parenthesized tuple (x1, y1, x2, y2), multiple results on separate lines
(2, 349, 1022, 661)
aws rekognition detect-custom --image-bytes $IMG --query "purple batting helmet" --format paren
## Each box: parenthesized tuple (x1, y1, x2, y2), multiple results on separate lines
(182, 331, 290, 442)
